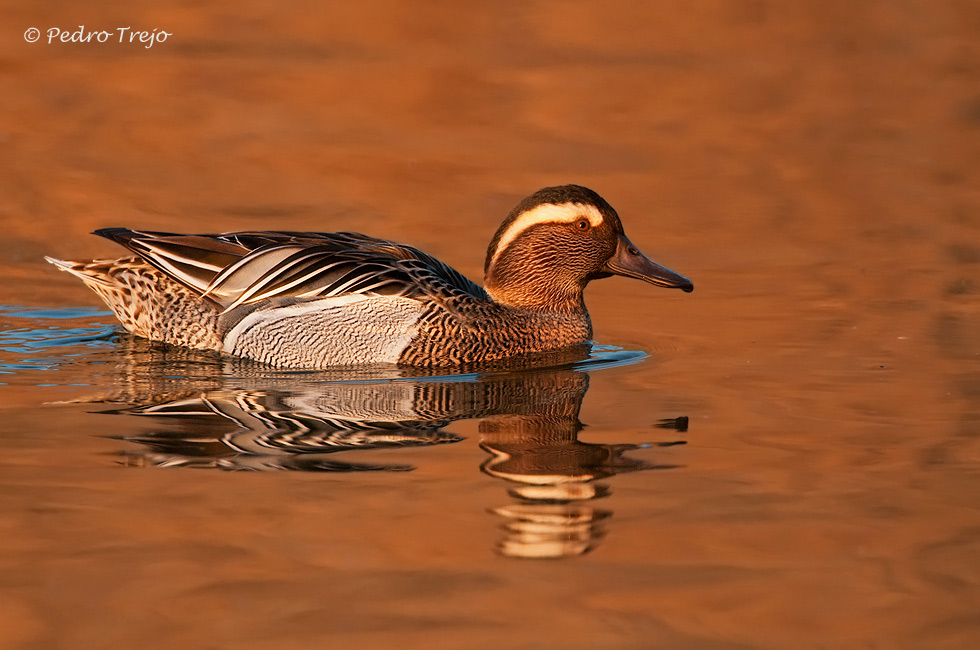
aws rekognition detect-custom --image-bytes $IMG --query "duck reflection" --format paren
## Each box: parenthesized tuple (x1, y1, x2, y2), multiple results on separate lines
(97, 337, 687, 558)
(480, 400, 687, 558)
(112, 390, 461, 472)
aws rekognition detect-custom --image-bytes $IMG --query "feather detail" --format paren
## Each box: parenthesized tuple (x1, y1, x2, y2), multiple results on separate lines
(94, 229, 489, 314)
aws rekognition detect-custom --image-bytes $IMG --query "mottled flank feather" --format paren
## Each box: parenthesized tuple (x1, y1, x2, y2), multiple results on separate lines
(45, 256, 222, 350)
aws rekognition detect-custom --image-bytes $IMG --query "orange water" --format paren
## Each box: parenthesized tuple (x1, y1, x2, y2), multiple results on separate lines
(1, 2, 979, 648)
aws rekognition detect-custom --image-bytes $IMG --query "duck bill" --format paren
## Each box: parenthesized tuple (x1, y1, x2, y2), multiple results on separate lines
(603, 234, 693, 292)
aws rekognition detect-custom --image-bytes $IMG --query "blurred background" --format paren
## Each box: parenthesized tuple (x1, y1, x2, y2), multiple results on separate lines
(1, 1, 979, 649)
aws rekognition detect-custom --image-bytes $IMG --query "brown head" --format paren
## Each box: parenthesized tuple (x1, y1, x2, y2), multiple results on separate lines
(483, 185, 693, 310)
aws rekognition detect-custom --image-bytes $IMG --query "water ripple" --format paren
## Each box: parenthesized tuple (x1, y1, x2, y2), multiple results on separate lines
(0, 305, 116, 373)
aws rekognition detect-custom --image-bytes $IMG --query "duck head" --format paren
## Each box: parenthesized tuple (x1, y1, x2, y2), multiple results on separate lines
(484, 185, 693, 309)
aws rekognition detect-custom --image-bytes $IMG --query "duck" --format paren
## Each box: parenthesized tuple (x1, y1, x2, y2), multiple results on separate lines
(46, 184, 693, 368)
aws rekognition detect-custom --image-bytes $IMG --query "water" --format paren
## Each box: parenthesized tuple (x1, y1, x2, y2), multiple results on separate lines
(0, 305, 701, 642)
(3, 2, 979, 648)
(1, 305, 695, 549)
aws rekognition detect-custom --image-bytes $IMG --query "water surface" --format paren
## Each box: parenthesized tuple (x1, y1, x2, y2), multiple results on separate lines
(2, 2, 979, 649)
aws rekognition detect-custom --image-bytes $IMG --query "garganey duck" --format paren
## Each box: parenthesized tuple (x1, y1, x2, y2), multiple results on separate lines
(46, 185, 693, 368)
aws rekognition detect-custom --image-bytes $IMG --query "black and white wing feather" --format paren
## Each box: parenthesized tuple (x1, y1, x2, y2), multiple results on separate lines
(95, 228, 489, 313)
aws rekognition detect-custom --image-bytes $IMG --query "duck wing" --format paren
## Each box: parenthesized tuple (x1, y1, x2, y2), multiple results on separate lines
(95, 228, 489, 313)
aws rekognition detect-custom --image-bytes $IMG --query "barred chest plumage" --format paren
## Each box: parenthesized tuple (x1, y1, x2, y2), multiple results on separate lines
(399, 302, 593, 366)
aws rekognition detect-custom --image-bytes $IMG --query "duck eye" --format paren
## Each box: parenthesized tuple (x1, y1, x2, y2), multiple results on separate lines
(575, 218, 590, 231)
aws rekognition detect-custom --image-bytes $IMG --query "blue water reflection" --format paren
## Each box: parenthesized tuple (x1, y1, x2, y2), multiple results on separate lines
(0, 305, 116, 373)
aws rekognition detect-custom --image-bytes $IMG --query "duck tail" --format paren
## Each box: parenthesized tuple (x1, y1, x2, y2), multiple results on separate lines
(45, 256, 118, 288)
(45, 256, 151, 335)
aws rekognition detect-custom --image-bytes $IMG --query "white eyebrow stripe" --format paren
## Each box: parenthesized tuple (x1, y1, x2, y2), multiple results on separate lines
(488, 203, 603, 269)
